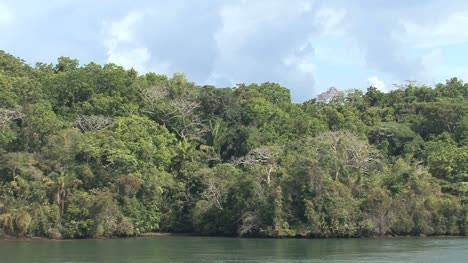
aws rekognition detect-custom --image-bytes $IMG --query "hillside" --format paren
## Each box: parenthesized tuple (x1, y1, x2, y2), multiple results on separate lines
(0, 50, 466, 239)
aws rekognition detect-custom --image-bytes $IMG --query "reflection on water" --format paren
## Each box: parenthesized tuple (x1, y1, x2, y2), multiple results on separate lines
(0, 236, 466, 263)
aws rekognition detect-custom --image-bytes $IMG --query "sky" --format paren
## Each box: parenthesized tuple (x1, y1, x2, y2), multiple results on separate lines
(1, 0, 468, 102)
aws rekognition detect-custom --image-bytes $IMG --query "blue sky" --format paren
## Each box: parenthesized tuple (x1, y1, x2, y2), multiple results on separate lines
(1, 0, 468, 102)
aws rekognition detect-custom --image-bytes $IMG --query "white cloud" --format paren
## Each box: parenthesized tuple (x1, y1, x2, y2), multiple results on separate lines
(211, 0, 319, 100)
(214, 0, 312, 56)
(367, 76, 386, 91)
(102, 11, 156, 73)
(283, 43, 316, 75)
(106, 47, 150, 72)
(107, 11, 144, 43)
(0, 2, 13, 27)
(400, 12, 468, 48)
(283, 43, 313, 66)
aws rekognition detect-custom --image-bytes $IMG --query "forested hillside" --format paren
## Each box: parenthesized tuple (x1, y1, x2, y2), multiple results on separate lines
(0, 50, 466, 239)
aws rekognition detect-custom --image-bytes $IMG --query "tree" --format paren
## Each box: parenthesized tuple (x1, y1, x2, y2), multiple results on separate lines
(312, 131, 384, 184)
(45, 171, 81, 215)
(317, 87, 345, 104)
(1, 50, 466, 238)
(365, 86, 385, 106)
(233, 146, 281, 185)
(425, 134, 468, 183)
(22, 101, 63, 148)
(139, 77, 207, 141)
(73, 115, 115, 132)
(368, 122, 424, 160)
(0, 108, 23, 128)
(54, 57, 79, 73)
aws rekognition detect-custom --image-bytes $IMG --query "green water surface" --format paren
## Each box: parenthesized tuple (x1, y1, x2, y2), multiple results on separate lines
(0, 236, 466, 262)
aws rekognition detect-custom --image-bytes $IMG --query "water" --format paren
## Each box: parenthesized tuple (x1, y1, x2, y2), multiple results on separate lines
(0, 236, 466, 262)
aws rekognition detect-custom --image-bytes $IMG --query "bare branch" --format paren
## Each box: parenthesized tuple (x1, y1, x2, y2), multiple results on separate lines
(73, 115, 115, 132)
(139, 85, 207, 141)
(232, 147, 281, 185)
(0, 108, 24, 127)
(317, 87, 345, 104)
(202, 176, 224, 210)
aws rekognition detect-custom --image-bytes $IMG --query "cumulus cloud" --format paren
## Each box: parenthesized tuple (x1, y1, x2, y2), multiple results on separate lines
(103, 11, 152, 73)
(367, 76, 386, 91)
(210, 0, 319, 100)
(400, 12, 468, 48)
(330, 0, 468, 83)
(343, 10, 424, 80)
(106, 11, 144, 44)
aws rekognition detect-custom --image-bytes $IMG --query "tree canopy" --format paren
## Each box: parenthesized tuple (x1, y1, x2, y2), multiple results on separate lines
(0, 51, 466, 238)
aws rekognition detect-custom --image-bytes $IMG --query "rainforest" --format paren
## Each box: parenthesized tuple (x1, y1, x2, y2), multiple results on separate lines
(0, 50, 466, 239)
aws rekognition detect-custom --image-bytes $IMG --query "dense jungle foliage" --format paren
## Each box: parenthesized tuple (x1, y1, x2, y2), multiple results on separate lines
(0, 50, 467, 239)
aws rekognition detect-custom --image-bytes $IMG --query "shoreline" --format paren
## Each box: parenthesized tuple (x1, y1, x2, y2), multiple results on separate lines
(2, 232, 466, 242)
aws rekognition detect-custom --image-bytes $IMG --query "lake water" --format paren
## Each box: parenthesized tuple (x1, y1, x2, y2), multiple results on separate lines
(0, 236, 466, 262)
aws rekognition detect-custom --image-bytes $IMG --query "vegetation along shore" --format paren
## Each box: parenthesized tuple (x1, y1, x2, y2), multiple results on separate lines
(0, 50, 466, 239)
